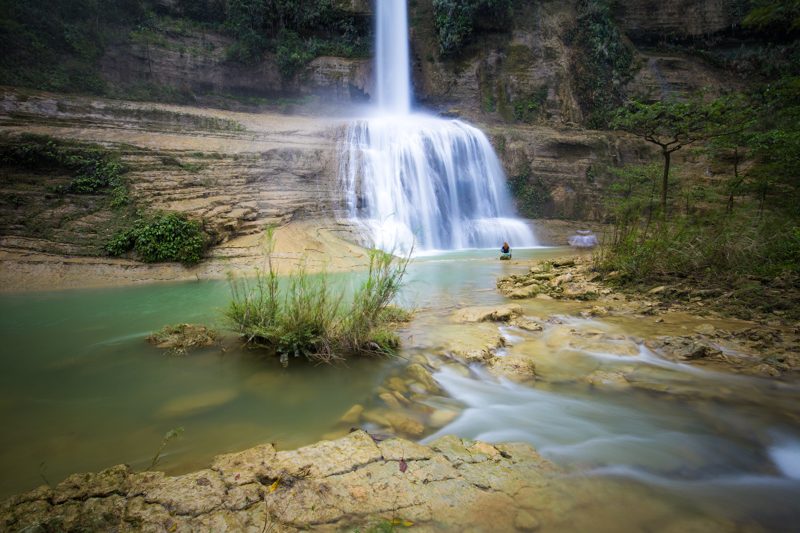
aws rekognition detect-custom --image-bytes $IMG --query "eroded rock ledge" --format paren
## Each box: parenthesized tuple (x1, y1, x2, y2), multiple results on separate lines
(0, 431, 562, 532)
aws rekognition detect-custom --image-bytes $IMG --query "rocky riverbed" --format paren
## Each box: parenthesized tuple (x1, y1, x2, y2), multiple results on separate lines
(0, 431, 569, 532)
(2, 252, 799, 531)
(495, 256, 800, 380)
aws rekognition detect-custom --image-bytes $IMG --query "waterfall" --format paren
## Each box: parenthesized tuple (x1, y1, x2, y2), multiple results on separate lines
(375, 0, 411, 115)
(341, 0, 537, 253)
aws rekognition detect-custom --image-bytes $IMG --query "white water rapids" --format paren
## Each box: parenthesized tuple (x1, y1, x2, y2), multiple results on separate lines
(340, 0, 536, 253)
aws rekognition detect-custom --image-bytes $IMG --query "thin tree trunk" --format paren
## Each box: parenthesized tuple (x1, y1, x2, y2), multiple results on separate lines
(727, 148, 739, 214)
(661, 149, 671, 217)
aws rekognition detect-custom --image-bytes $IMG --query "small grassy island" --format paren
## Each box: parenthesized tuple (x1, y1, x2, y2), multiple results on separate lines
(1, 1, 799, 532)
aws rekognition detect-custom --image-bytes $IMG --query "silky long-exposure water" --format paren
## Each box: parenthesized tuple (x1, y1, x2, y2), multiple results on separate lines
(1, 248, 799, 530)
(340, 0, 536, 253)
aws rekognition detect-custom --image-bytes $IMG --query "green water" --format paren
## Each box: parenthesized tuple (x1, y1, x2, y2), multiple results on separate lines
(0, 247, 561, 498)
(0, 277, 386, 497)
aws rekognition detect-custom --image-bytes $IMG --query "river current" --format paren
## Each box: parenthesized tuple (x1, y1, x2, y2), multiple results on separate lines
(1, 248, 798, 530)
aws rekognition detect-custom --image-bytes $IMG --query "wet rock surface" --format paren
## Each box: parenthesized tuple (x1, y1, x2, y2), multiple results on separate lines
(497, 257, 606, 301)
(146, 323, 220, 355)
(0, 431, 566, 532)
(495, 256, 800, 380)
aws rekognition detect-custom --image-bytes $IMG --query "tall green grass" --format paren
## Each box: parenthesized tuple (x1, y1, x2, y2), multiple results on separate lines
(226, 232, 410, 366)
(595, 213, 800, 282)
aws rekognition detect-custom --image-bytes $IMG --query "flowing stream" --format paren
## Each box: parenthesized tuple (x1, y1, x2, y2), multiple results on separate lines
(0, 249, 799, 530)
(340, 0, 536, 253)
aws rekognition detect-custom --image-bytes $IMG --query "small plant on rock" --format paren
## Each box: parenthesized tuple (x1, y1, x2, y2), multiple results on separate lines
(106, 212, 207, 265)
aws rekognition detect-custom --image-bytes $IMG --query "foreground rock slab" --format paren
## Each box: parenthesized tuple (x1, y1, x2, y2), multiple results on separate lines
(0, 431, 567, 532)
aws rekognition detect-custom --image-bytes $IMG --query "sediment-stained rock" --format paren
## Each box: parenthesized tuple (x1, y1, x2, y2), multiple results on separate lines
(452, 304, 523, 323)
(0, 431, 565, 532)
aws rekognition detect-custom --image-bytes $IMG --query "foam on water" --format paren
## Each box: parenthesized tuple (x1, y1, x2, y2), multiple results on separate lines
(769, 439, 800, 480)
(339, 3, 536, 253)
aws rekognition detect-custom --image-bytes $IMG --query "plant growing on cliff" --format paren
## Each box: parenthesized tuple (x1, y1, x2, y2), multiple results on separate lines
(225, 232, 410, 366)
(569, 0, 635, 128)
(506, 160, 551, 218)
(224, 0, 371, 68)
(744, 0, 800, 32)
(0, 134, 127, 196)
(106, 211, 207, 265)
(432, 0, 511, 55)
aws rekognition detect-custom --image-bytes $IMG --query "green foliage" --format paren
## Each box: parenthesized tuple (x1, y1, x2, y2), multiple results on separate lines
(0, 0, 370, 94)
(507, 161, 551, 218)
(570, 0, 634, 128)
(743, 0, 800, 32)
(226, 232, 409, 366)
(0, 0, 145, 93)
(148, 427, 184, 470)
(597, 212, 800, 282)
(598, 77, 800, 305)
(275, 29, 316, 78)
(224, 0, 371, 69)
(378, 305, 414, 324)
(0, 134, 127, 196)
(106, 212, 207, 265)
(745, 77, 800, 212)
(611, 96, 740, 213)
(603, 163, 663, 224)
(432, 0, 511, 55)
(512, 86, 548, 123)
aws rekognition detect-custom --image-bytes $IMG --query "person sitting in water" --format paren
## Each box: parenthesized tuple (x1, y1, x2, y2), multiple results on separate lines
(500, 241, 512, 260)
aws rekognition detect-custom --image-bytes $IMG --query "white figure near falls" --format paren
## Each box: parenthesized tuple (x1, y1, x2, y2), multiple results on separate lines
(341, 0, 537, 253)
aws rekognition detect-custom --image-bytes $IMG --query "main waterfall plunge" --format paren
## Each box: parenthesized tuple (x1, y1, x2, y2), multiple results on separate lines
(340, 1, 537, 253)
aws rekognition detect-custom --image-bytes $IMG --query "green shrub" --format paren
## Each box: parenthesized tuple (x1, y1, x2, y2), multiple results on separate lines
(507, 161, 552, 218)
(0, 134, 126, 196)
(512, 86, 548, 123)
(226, 233, 409, 366)
(106, 212, 207, 265)
(570, 0, 634, 128)
(432, 0, 511, 55)
(0, 0, 145, 94)
(275, 29, 315, 78)
(224, 0, 371, 68)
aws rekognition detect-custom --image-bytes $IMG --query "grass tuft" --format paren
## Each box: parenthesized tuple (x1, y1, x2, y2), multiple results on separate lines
(225, 231, 410, 366)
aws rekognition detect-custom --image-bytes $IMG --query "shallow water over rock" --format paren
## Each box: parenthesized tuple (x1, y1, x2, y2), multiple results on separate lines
(1, 247, 799, 530)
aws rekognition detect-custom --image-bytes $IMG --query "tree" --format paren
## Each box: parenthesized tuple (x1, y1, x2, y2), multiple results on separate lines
(704, 93, 758, 212)
(743, 0, 800, 32)
(611, 97, 737, 215)
(746, 76, 800, 215)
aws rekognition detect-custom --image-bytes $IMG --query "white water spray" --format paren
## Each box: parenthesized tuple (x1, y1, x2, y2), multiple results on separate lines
(341, 0, 537, 253)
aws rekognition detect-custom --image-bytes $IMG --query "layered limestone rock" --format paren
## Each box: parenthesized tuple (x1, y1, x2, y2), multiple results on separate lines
(0, 89, 374, 290)
(412, 1, 583, 124)
(0, 431, 572, 532)
(102, 36, 372, 105)
(613, 0, 744, 42)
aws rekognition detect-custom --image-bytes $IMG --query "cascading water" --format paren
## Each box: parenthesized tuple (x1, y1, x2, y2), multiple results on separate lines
(340, 0, 537, 253)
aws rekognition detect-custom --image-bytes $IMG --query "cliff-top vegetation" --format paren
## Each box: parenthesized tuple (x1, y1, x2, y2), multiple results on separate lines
(0, 0, 370, 97)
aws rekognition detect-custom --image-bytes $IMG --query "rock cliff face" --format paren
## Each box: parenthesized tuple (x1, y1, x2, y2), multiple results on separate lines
(411, 1, 584, 124)
(0, 90, 342, 251)
(614, 0, 745, 43)
(100, 33, 372, 105)
(402, 0, 745, 222)
(492, 125, 649, 220)
(410, 0, 742, 125)
(0, 0, 763, 278)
